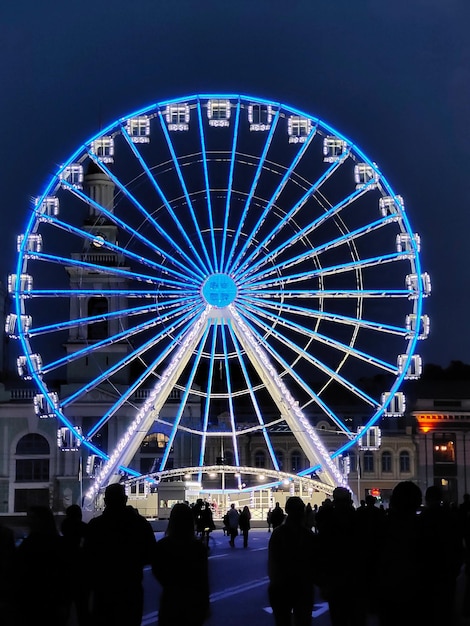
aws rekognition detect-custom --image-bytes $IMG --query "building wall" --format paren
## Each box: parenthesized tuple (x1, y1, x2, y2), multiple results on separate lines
(413, 397, 470, 504)
(2, 374, 470, 514)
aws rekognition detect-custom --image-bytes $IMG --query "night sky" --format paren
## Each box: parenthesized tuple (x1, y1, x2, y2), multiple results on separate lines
(1, 0, 469, 368)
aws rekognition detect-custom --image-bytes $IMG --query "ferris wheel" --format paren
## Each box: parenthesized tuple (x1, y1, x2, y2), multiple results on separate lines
(8, 93, 430, 504)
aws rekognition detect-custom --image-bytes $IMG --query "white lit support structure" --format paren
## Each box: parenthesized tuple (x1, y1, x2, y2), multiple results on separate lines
(9, 93, 429, 507)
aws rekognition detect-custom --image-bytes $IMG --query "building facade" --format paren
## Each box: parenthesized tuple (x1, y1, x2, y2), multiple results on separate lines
(413, 385, 470, 505)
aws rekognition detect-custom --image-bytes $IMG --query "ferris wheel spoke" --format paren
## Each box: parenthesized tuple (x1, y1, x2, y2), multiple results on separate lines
(159, 321, 212, 471)
(158, 109, 215, 273)
(197, 323, 218, 479)
(99, 309, 212, 482)
(26, 288, 194, 299)
(239, 287, 412, 299)
(235, 301, 379, 407)
(29, 250, 195, 289)
(227, 125, 322, 275)
(242, 215, 396, 285)
(230, 308, 351, 485)
(86, 321, 205, 440)
(238, 295, 407, 337)
(245, 251, 408, 292)
(196, 100, 218, 272)
(220, 99, 241, 273)
(220, 324, 242, 487)
(233, 309, 353, 437)
(226, 321, 280, 470)
(223, 109, 281, 273)
(82, 153, 208, 279)
(30, 296, 200, 338)
(244, 305, 397, 375)
(42, 312, 166, 375)
(64, 305, 206, 413)
(39, 211, 201, 285)
(235, 179, 374, 283)
(119, 126, 208, 277)
(232, 150, 350, 278)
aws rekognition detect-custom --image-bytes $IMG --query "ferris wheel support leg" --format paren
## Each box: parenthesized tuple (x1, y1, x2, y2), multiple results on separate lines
(228, 306, 347, 490)
(83, 311, 210, 509)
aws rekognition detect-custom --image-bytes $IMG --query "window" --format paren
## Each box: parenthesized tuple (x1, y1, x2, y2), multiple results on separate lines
(16, 433, 50, 455)
(348, 451, 357, 473)
(14, 488, 50, 512)
(140, 457, 158, 474)
(291, 450, 301, 472)
(381, 451, 392, 473)
(363, 451, 374, 473)
(140, 432, 169, 451)
(88, 297, 109, 340)
(254, 450, 266, 468)
(16, 459, 50, 482)
(399, 451, 411, 473)
(15, 434, 50, 483)
(433, 434, 456, 463)
(275, 450, 284, 471)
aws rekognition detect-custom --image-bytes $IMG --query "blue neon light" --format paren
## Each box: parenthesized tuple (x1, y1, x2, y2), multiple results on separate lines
(202, 273, 237, 307)
(12, 92, 427, 497)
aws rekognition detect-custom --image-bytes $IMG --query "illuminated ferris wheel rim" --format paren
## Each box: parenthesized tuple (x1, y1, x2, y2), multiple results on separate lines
(10, 92, 430, 504)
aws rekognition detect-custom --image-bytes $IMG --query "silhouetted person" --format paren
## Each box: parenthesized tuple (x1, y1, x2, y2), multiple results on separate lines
(377, 480, 424, 626)
(270, 501, 285, 529)
(305, 502, 316, 530)
(355, 495, 386, 618)
(461, 494, 470, 620)
(152, 503, 210, 626)
(60, 504, 89, 626)
(61, 503, 87, 547)
(460, 493, 470, 524)
(316, 487, 363, 626)
(222, 511, 229, 535)
(193, 498, 205, 536)
(226, 503, 240, 547)
(199, 502, 216, 548)
(239, 505, 251, 547)
(267, 508, 273, 532)
(82, 482, 157, 626)
(419, 485, 463, 626)
(0, 520, 16, 626)
(12, 505, 73, 626)
(268, 496, 319, 626)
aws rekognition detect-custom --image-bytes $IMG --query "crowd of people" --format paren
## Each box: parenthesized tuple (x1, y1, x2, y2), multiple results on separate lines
(268, 483, 470, 626)
(1, 480, 470, 626)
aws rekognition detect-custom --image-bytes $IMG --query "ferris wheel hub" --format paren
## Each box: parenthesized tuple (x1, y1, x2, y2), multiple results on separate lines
(201, 273, 237, 307)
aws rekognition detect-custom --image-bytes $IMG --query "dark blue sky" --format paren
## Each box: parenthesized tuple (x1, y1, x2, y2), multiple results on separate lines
(1, 0, 469, 367)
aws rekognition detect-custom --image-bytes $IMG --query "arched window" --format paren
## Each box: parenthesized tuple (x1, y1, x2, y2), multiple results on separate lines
(87, 297, 109, 340)
(399, 450, 411, 473)
(15, 434, 51, 512)
(275, 450, 284, 471)
(363, 451, 374, 473)
(16, 433, 50, 455)
(254, 450, 266, 468)
(381, 451, 392, 473)
(291, 450, 301, 472)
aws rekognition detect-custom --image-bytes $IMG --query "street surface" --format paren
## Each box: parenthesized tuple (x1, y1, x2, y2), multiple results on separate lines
(141, 529, 331, 626)
(141, 528, 470, 626)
